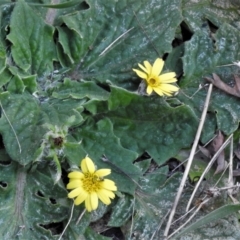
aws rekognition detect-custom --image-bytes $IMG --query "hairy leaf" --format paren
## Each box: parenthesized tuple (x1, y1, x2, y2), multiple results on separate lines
(85, 86, 198, 164)
(0, 160, 68, 240)
(0, 93, 44, 165)
(74, 117, 140, 195)
(58, 0, 182, 89)
(179, 23, 240, 139)
(7, 1, 56, 75)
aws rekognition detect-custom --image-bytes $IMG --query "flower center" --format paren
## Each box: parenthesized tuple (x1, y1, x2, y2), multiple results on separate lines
(82, 173, 102, 193)
(148, 76, 159, 87)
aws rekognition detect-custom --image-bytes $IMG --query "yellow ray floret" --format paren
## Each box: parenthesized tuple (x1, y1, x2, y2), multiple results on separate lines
(133, 58, 179, 97)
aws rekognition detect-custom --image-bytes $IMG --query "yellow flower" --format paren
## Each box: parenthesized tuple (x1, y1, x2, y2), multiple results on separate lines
(133, 58, 179, 96)
(67, 156, 117, 212)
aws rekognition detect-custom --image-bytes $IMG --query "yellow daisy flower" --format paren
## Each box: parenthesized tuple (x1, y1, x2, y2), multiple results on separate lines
(67, 156, 117, 212)
(133, 58, 179, 96)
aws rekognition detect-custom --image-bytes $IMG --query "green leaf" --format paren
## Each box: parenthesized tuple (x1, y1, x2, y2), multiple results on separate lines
(84, 227, 111, 240)
(125, 168, 182, 239)
(7, 1, 56, 75)
(0, 65, 38, 94)
(0, 160, 69, 239)
(85, 86, 198, 164)
(7, 74, 25, 93)
(179, 23, 240, 137)
(0, 43, 6, 73)
(22, 74, 37, 93)
(58, 0, 182, 88)
(0, 68, 13, 88)
(0, 93, 44, 165)
(0, 91, 85, 166)
(183, 0, 240, 32)
(41, 98, 84, 127)
(182, 23, 240, 83)
(28, 0, 83, 9)
(63, 205, 92, 240)
(64, 142, 87, 167)
(174, 204, 240, 239)
(74, 117, 141, 195)
(52, 78, 109, 100)
(108, 194, 134, 227)
(7, 66, 38, 93)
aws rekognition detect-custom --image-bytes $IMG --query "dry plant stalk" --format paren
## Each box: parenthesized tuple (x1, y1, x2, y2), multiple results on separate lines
(163, 84, 213, 239)
(186, 134, 232, 212)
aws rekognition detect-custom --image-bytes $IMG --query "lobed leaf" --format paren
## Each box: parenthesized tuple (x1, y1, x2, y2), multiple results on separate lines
(179, 23, 240, 138)
(0, 159, 68, 239)
(74, 117, 140, 195)
(58, 0, 182, 89)
(7, 0, 56, 75)
(0, 93, 44, 165)
(183, 0, 240, 32)
(85, 86, 198, 165)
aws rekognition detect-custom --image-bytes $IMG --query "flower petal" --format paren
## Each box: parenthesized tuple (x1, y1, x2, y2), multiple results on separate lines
(85, 195, 92, 212)
(138, 63, 148, 73)
(97, 189, 111, 205)
(152, 87, 164, 96)
(101, 179, 117, 191)
(98, 188, 115, 201)
(160, 83, 179, 92)
(67, 180, 82, 189)
(95, 169, 111, 177)
(74, 190, 88, 205)
(104, 189, 115, 199)
(133, 69, 147, 79)
(81, 156, 95, 174)
(160, 72, 177, 83)
(152, 58, 164, 76)
(68, 171, 84, 179)
(146, 85, 153, 95)
(85, 193, 98, 211)
(90, 192, 98, 211)
(68, 187, 82, 198)
(143, 61, 152, 73)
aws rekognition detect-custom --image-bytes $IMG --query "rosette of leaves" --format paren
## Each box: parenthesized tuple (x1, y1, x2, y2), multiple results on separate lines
(0, 0, 239, 239)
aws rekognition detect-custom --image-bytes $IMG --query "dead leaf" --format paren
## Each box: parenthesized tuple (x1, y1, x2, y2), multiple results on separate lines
(205, 73, 240, 97)
(198, 145, 211, 158)
(199, 131, 226, 174)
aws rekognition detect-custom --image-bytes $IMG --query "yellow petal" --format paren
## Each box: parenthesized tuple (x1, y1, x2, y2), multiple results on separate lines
(143, 61, 152, 73)
(85, 193, 98, 211)
(81, 156, 95, 174)
(98, 188, 115, 201)
(104, 189, 115, 199)
(95, 169, 111, 177)
(68, 171, 84, 179)
(152, 58, 164, 76)
(160, 83, 179, 92)
(133, 69, 147, 79)
(138, 63, 148, 73)
(160, 72, 177, 83)
(146, 85, 153, 95)
(152, 87, 164, 96)
(97, 189, 111, 205)
(66, 180, 82, 189)
(85, 195, 92, 212)
(74, 190, 88, 205)
(68, 187, 82, 198)
(90, 192, 98, 211)
(101, 179, 117, 191)
(152, 83, 179, 97)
